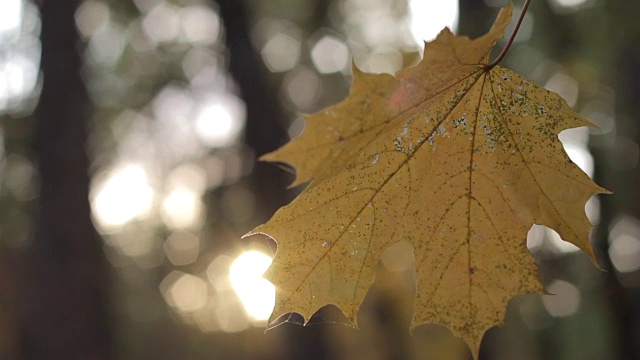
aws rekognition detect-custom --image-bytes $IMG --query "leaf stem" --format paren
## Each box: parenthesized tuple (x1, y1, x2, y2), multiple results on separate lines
(485, 0, 532, 70)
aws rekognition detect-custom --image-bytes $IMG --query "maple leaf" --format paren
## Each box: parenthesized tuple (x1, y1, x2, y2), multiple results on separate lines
(246, 4, 608, 357)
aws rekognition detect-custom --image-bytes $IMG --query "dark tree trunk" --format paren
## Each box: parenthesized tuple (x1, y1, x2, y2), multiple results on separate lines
(213, 0, 291, 221)
(593, 3, 640, 359)
(19, 0, 112, 358)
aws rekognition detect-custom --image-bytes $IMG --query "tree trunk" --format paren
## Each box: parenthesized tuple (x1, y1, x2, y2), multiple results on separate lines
(19, 0, 112, 358)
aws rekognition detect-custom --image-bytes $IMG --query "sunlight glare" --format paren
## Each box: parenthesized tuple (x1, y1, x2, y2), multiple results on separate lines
(229, 251, 275, 321)
(408, 0, 458, 44)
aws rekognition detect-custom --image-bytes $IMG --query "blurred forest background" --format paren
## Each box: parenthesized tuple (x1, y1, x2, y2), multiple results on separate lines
(0, 0, 638, 359)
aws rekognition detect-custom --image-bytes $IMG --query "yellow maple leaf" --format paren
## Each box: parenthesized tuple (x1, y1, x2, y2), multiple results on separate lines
(246, 4, 608, 357)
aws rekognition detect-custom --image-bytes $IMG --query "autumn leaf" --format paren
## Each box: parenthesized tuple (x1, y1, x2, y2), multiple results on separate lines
(245, 4, 608, 357)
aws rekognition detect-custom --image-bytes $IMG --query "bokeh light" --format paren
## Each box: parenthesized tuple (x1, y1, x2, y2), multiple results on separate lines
(163, 231, 200, 266)
(609, 214, 640, 274)
(88, 22, 126, 66)
(179, 5, 220, 45)
(610, 235, 640, 273)
(4, 153, 37, 201)
(519, 296, 553, 330)
(0, 0, 23, 38)
(141, 2, 181, 44)
(253, 19, 302, 73)
(229, 251, 276, 321)
(553, 0, 589, 6)
(75, 0, 110, 39)
(206, 254, 234, 291)
(545, 71, 579, 108)
(160, 186, 203, 230)
(408, 0, 458, 43)
(91, 164, 154, 231)
(194, 96, 246, 148)
(581, 92, 616, 135)
(310, 34, 349, 74)
(542, 280, 581, 317)
(0, 0, 40, 115)
(161, 271, 208, 313)
(283, 67, 321, 110)
(261, 33, 300, 72)
(548, 0, 592, 14)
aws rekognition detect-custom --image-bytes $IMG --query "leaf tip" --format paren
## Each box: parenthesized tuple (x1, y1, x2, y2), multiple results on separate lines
(492, 2, 514, 35)
(584, 245, 601, 269)
(258, 150, 277, 163)
(351, 59, 365, 77)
